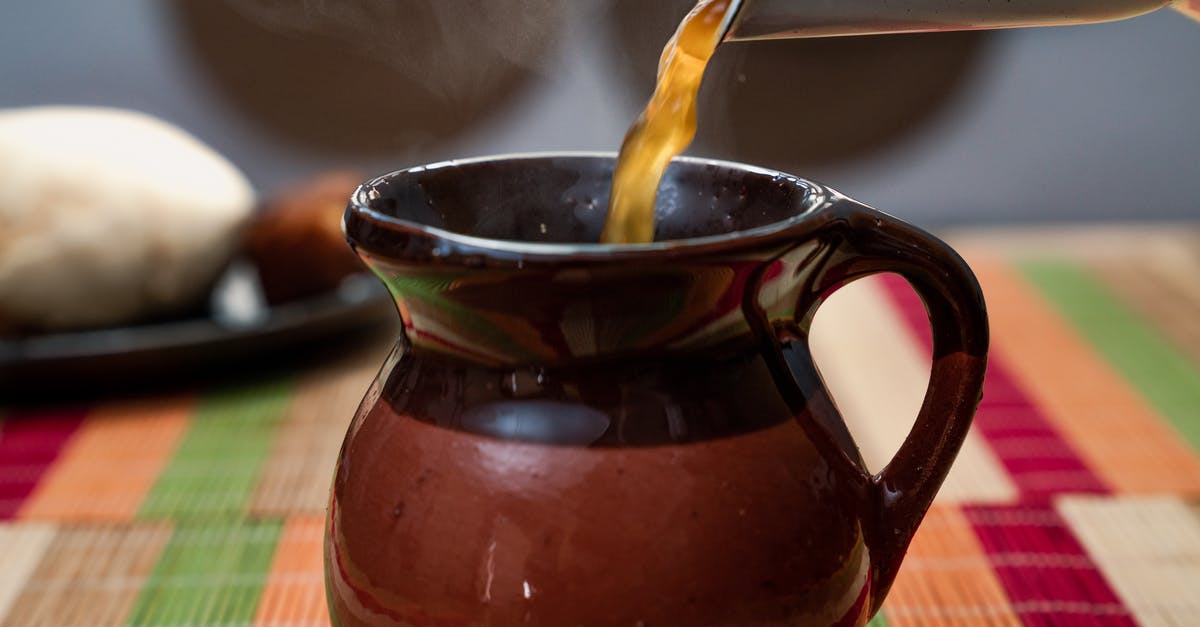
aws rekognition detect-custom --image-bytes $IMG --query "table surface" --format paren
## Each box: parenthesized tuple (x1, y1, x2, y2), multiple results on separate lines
(1, 224, 1198, 626)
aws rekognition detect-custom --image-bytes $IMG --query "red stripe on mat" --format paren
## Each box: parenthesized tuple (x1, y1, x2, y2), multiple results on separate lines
(965, 506, 1135, 626)
(0, 407, 87, 518)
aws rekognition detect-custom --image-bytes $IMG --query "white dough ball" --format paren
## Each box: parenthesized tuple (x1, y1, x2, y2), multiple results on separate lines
(0, 106, 255, 332)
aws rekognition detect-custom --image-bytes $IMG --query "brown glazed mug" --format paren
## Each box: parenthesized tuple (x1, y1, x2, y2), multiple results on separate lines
(327, 154, 988, 626)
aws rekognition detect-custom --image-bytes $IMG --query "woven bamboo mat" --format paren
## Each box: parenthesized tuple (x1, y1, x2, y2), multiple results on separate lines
(1, 224, 1199, 626)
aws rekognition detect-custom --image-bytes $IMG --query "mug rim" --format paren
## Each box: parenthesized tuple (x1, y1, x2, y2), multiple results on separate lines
(346, 152, 848, 261)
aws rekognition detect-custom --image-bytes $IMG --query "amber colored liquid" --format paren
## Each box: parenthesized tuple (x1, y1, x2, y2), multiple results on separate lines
(601, 0, 736, 244)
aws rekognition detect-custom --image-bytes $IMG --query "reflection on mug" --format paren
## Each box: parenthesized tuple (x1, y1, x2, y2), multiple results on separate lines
(461, 400, 612, 446)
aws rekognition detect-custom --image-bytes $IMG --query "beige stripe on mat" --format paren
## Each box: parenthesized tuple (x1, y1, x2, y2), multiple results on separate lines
(810, 277, 1017, 503)
(249, 349, 383, 516)
(1058, 495, 1200, 626)
(0, 523, 56, 623)
(0, 523, 172, 627)
(882, 506, 1022, 627)
(1092, 254, 1200, 365)
(945, 225, 1197, 261)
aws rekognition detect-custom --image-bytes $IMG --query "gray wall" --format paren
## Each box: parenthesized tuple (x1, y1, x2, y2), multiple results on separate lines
(2, 1, 1197, 227)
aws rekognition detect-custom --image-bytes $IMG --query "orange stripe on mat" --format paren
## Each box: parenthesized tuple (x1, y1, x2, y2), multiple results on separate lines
(966, 254, 1200, 494)
(252, 516, 328, 627)
(881, 506, 1021, 627)
(17, 396, 193, 522)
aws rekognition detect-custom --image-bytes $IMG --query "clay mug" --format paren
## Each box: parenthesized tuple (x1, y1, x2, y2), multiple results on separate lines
(326, 154, 988, 626)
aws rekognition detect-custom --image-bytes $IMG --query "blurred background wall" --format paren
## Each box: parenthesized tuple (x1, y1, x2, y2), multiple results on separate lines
(2, 0, 1197, 227)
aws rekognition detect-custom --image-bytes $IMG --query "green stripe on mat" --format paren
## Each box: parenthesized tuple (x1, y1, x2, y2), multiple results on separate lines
(868, 613, 889, 626)
(138, 377, 294, 519)
(1021, 260, 1200, 450)
(125, 521, 282, 626)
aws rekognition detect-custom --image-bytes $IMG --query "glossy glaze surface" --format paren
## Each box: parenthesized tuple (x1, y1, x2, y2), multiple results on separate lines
(328, 342, 872, 626)
(725, 0, 1171, 39)
(328, 155, 988, 626)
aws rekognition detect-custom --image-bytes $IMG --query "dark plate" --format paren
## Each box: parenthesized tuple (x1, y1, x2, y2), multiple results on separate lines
(0, 265, 395, 399)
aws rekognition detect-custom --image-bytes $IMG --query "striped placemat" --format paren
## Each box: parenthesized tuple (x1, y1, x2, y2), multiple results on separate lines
(1, 225, 1199, 626)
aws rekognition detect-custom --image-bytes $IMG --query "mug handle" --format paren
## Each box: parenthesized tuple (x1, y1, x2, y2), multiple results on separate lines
(789, 204, 989, 613)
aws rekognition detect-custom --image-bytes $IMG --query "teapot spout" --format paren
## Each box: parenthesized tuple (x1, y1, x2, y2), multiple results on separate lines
(724, 0, 1173, 40)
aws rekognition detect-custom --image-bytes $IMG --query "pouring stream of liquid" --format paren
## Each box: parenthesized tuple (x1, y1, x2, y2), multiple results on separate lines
(601, 0, 738, 244)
